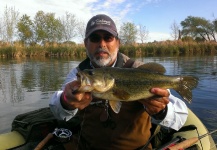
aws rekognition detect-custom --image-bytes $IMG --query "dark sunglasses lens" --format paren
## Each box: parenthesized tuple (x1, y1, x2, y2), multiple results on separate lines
(104, 35, 114, 42)
(89, 34, 115, 43)
(89, 35, 101, 43)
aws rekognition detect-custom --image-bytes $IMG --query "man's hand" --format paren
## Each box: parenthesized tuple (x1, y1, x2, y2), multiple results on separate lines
(139, 88, 170, 116)
(61, 80, 92, 110)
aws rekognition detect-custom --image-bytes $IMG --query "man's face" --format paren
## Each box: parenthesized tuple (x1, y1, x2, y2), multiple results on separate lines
(84, 30, 120, 68)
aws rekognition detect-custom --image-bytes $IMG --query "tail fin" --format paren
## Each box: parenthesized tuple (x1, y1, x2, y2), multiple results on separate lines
(174, 76, 199, 103)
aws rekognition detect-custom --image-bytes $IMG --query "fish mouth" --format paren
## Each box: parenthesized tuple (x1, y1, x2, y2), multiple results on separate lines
(76, 72, 93, 92)
(76, 70, 115, 93)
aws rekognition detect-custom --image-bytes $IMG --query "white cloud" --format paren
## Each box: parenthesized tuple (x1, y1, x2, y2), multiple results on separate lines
(0, 0, 157, 24)
(0, 0, 97, 22)
(0, 0, 189, 43)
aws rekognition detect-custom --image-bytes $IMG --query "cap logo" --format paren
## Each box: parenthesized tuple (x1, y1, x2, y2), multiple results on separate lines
(91, 19, 111, 27)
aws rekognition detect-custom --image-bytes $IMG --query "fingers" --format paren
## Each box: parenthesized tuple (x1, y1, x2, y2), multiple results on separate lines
(68, 80, 81, 92)
(150, 88, 170, 97)
(71, 92, 92, 110)
(141, 98, 167, 115)
(62, 80, 92, 110)
(140, 88, 170, 115)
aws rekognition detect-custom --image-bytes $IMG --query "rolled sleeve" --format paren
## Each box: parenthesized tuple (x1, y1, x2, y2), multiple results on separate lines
(151, 91, 188, 131)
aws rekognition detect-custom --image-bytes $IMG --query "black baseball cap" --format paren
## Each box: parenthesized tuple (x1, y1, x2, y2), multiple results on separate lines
(85, 14, 118, 38)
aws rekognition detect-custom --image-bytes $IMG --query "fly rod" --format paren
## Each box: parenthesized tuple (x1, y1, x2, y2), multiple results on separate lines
(169, 129, 217, 150)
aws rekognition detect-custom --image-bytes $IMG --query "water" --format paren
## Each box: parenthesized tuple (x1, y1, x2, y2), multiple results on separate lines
(0, 56, 217, 143)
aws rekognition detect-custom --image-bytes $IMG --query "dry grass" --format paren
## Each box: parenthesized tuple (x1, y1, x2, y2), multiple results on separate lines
(0, 40, 216, 58)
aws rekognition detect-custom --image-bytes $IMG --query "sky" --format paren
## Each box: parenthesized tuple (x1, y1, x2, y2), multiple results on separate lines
(1, 0, 217, 43)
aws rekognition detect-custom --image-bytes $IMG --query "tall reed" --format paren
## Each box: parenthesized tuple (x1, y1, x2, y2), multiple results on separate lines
(0, 41, 216, 58)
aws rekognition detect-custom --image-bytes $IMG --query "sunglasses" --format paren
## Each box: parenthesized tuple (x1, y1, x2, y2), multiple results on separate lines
(89, 34, 116, 43)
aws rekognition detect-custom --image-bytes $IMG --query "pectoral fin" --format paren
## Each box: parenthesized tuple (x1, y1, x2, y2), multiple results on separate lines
(109, 100, 122, 113)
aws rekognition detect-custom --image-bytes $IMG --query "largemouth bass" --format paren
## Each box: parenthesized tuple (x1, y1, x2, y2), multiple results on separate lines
(76, 63, 198, 113)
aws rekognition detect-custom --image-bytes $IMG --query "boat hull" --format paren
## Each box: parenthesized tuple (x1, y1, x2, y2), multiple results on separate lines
(0, 108, 216, 150)
(172, 108, 216, 150)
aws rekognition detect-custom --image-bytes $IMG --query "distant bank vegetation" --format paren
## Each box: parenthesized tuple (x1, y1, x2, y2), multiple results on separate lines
(0, 40, 216, 58)
(0, 6, 217, 58)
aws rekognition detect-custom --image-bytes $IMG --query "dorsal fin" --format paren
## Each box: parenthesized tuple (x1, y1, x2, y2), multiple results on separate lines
(137, 62, 166, 74)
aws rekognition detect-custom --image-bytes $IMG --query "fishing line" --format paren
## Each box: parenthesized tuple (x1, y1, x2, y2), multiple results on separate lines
(168, 129, 217, 150)
(195, 128, 203, 150)
(198, 129, 217, 150)
(76, 108, 87, 150)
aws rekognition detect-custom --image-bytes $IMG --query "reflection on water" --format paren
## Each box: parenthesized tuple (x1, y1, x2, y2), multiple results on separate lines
(0, 56, 217, 143)
(0, 58, 80, 104)
(0, 63, 24, 104)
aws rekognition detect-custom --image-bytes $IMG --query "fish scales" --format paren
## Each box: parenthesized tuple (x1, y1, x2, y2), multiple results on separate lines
(76, 63, 198, 113)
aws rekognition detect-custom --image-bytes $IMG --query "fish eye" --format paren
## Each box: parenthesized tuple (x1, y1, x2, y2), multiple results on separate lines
(88, 70, 94, 75)
(76, 73, 80, 77)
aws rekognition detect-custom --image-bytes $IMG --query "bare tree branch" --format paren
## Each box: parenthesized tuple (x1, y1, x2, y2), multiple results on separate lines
(170, 20, 180, 40)
(138, 24, 149, 43)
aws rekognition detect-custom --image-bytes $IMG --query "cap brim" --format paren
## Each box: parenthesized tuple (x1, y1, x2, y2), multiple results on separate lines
(85, 26, 118, 38)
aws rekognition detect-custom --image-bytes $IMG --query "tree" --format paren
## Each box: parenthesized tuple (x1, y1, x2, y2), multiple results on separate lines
(34, 11, 63, 45)
(17, 14, 34, 46)
(45, 14, 63, 43)
(2, 6, 19, 44)
(0, 17, 4, 41)
(206, 20, 216, 42)
(138, 24, 149, 43)
(34, 11, 48, 44)
(181, 16, 216, 41)
(61, 12, 77, 42)
(119, 22, 137, 45)
(77, 20, 86, 41)
(170, 20, 180, 40)
(214, 19, 217, 32)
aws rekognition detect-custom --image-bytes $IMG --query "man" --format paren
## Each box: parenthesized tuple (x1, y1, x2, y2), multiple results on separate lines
(49, 14, 188, 149)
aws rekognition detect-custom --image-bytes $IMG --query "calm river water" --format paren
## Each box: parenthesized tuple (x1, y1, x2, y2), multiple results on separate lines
(0, 55, 217, 143)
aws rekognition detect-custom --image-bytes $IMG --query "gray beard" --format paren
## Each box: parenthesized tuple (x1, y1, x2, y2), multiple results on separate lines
(86, 49, 113, 67)
(92, 56, 112, 67)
